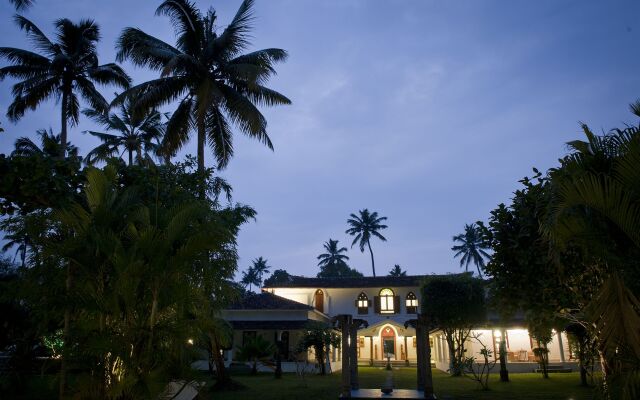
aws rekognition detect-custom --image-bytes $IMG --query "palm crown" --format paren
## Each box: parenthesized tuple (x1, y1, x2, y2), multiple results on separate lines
(12, 128, 78, 159)
(0, 15, 130, 157)
(452, 223, 490, 277)
(115, 0, 291, 175)
(83, 95, 166, 166)
(388, 264, 406, 277)
(241, 266, 259, 292)
(317, 239, 349, 267)
(345, 209, 388, 277)
(250, 256, 271, 286)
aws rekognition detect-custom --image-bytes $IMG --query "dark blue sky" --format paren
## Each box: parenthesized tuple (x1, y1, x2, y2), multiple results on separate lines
(1, 0, 639, 278)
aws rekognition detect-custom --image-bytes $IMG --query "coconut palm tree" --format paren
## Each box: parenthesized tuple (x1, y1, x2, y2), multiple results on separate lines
(251, 257, 271, 288)
(317, 239, 349, 268)
(345, 209, 388, 277)
(0, 15, 130, 157)
(12, 128, 78, 158)
(388, 264, 406, 277)
(115, 0, 290, 178)
(241, 266, 259, 292)
(83, 96, 166, 165)
(452, 223, 490, 277)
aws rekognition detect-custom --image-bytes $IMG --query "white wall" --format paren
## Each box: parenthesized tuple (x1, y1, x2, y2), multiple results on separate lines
(270, 286, 423, 325)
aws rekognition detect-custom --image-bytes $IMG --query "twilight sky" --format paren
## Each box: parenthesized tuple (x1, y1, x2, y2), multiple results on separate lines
(1, 0, 639, 279)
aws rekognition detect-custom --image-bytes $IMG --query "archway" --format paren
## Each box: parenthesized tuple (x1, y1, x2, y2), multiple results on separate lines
(381, 325, 396, 360)
(314, 289, 324, 313)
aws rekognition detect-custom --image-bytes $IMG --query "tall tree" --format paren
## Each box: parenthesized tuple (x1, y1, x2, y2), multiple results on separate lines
(115, 0, 290, 179)
(388, 264, 406, 277)
(317, 262, 363, 279)
(422, 274, 486, 376)
(317, 239, 349, 268)
(452, 223, 490, 277)
(241, 266, 259, 292)
(345, 209, 388, 277)
(0, 15, 130, 157)
(83, 96, 166, 165)
(250, 256, 271, 288)
(263, 269, 291, 287)
(12, 128, 78, 159)
(543, 104, 640, 398)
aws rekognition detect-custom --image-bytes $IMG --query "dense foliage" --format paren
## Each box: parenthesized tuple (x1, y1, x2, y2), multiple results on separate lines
(478, 103, 640, 396)
(421, 274, 486, 376)
(296, 321, 340, 376)
(0, 1, 288, 398)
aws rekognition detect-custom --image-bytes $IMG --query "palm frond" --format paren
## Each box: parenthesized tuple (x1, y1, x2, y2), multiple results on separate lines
(163, 96, 194, 156)
(88, 63, 131, 89)
(0, 47, 50, 69)
(6, 77, 59, 122)
(205, 106, 234, 169)
(13, 15, 58, 57)
(155, 0, 203, 55)
(116, 27, 180, 69)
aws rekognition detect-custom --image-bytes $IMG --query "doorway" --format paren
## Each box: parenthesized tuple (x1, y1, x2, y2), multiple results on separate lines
(381, 326, 396, 360)
(314, 289, 324, 313)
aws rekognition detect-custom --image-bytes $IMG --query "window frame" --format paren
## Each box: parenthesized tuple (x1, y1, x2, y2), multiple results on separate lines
(405, 292, 418, 314)
(356, 292, 369, 314)
(379, 288, 395, 314)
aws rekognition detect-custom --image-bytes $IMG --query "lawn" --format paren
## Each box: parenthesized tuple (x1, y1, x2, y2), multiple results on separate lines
(211, 367, 597, 400)
(3, 367, 597, 399)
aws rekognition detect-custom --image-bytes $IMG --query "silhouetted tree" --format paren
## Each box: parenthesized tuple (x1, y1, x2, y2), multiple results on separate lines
(115, 0, 290, 178)
(0, 15, 130, 157)
(388, 264, 406, 277)
(452, 223, 490, 277)
(346, 209, 387, 277)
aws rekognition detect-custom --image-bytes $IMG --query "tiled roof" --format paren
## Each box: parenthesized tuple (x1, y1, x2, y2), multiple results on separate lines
(262, 275, 431, 289)
(227, 292, 313, 310)
(229, 320, 319, 330)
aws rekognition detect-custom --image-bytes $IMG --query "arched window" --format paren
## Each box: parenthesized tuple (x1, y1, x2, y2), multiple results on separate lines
(379, 288, 395, 314)
(356, 292, 369, 314)
(406, 292, 418, 314)
(314, 289, 324, 313)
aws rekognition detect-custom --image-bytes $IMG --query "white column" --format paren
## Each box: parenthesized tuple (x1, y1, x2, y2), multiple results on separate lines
(557, 331, 565, 362)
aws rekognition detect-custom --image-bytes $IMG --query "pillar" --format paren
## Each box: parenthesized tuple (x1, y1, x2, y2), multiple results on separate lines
(340, 315, 352, 398)
(350, 326, 359, 390)
(557, 331, 565, 363)
(404, 336, 409, 365)
(416, 322, 425, 391)
(369, 336, 373, 365)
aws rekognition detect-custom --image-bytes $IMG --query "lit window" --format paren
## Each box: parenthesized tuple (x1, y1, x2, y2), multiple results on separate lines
(380, 288, 395, 314)
(356, 292, 369, 314)
(406, 292, 418, 313)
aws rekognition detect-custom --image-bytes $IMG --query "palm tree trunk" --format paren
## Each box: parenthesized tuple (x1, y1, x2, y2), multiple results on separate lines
(59, 88, 68, 158)
(197, 116, 206, 199)
(59, 261, 74, 399)
(128, 149, 133, 166)
(367, 240, 376, 277)
(499, 329, 509, 382)
(212, 338, 230, 386)
(149, 283, 158, 350)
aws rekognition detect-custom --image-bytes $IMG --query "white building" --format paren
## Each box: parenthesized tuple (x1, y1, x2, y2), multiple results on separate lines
(222, 275, 577, 373)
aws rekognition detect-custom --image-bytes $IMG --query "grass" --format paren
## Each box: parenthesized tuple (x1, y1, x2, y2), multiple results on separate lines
(3, 367, 597, 399)
(210, 367, 597, 400)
